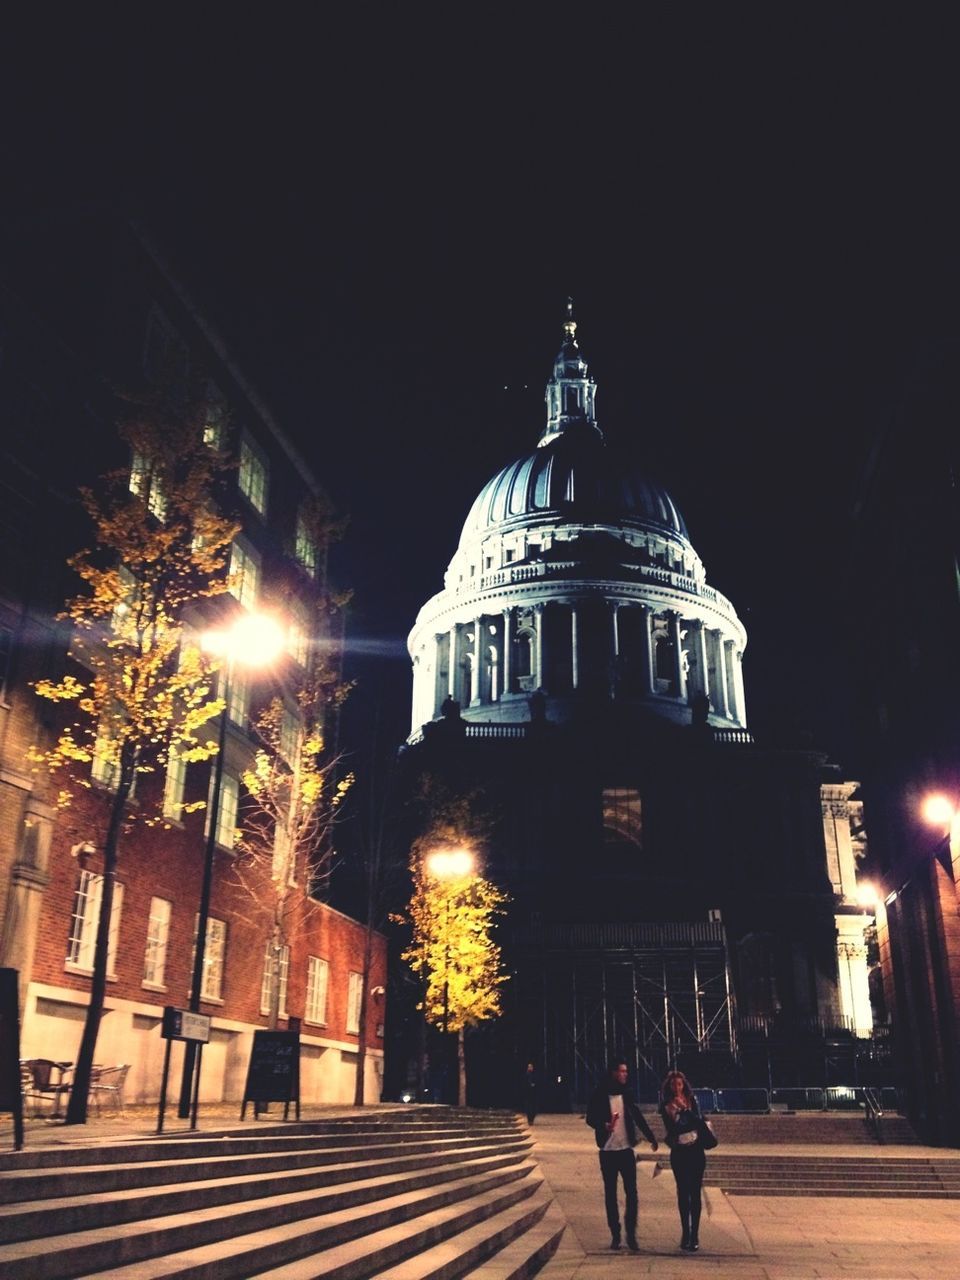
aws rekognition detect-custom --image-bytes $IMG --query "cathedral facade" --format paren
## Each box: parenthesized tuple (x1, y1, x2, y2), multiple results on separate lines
(400, 309, 875, 1106)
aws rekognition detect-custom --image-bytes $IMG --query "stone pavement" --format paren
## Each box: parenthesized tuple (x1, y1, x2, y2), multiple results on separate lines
(529, 1115, 960, 1280)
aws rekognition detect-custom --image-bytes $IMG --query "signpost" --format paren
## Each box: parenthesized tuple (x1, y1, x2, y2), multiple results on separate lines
(0, 969, 24, 1150)
(158, 1006, 210, 1133)
(241, 1029, 301, 1120)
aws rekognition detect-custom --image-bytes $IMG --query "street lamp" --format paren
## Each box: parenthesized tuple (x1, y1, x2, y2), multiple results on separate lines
(177, 611, 286, 1119)
(424, 847, 475, 1104)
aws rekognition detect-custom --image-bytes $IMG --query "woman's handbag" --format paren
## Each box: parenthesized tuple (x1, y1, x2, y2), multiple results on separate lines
(697, 1117, 719, 1150)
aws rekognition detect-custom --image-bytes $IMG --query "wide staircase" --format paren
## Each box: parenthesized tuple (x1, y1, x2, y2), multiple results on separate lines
(0, 1109, 565, 1279)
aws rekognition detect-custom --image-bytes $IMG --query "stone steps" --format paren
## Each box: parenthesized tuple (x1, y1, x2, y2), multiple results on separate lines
(702, 1112, 918, 1144)
(0, 1112, 565, 1280)
(697, 1153, 960, 1197)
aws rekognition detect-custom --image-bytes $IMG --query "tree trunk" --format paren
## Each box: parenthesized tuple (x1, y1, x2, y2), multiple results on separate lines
(65, 753, 134, 1125)
(457, 1026, 466, 1107)
(353, 917, 375, 1105)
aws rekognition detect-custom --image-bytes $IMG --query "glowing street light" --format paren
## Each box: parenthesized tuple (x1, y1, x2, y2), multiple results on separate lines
(921, 793, 956, 830)
(178, 610, 286, 1120)
(426, 847, 475, 879)
(855, 881, 880, 909)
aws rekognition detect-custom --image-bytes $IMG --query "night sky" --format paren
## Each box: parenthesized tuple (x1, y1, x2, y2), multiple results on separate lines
(4, 10, 959, 765)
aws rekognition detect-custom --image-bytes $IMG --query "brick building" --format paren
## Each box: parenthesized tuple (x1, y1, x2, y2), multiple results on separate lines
(0, 215, 386, 1105)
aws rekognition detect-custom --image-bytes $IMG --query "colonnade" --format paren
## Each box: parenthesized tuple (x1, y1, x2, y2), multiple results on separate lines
(410, 599, 746, 730)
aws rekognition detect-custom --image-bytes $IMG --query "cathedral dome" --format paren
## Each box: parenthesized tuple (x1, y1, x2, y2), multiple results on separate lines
(408, 303, 748, 739)
(459, 422, 689, 547)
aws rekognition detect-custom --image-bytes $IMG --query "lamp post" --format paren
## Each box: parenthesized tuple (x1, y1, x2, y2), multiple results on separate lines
(425, 847, 475, 1102)
(177, 612, 286, 1119)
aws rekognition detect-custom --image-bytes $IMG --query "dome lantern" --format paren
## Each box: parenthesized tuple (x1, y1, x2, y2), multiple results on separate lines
(541, 298, 599, 446)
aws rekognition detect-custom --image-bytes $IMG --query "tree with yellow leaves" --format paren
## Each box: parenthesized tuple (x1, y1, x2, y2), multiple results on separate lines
(29, 396, 239, 1123)
(231, 668, 353, 1030)
(397, 822, 508, 1106)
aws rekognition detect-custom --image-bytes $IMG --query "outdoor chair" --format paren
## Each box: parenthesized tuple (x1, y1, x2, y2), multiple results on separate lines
(88, 1063, 130, 1115)
(20, 1059, 73, 1117)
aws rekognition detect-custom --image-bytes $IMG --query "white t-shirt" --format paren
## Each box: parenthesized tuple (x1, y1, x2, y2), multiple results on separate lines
(603, 1095, 630, 1151)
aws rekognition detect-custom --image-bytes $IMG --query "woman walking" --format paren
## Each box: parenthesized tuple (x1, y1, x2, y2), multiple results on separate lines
(659, 1070, 709, 1252)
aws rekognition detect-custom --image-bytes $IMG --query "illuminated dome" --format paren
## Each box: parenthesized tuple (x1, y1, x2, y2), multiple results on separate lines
(408, 303, 748, 737)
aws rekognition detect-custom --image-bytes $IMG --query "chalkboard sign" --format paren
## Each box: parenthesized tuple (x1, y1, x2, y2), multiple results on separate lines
(241, 1030, 300, 1120)
(0, 969, 24, 1150)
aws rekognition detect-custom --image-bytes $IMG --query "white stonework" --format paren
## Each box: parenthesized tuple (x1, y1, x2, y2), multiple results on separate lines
(822, 780, 874, 1036)
(408, 309, 748, 737)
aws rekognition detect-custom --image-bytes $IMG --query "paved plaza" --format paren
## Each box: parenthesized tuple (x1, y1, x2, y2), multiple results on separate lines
(531, 1115, 960, 1280)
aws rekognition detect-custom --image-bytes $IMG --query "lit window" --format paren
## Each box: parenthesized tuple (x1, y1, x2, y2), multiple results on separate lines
(205, 772, 240, 849)
(305, 956, 329, 1025)
(287, 617, 309, 667)
(91, 727, 120, 791)
(602, 788, 643, 847)
(143, 896, 171, 988)
(295, 510, 317, 577)
(191, 915, 227, 1001)
(111, 566, 139, 636)
(66, 870, 124, 976)
(162, 752, 187, 821)
(238, 438, 268, 516)
(228, 540, 260, 610)
(203, 382, 227, 449)
(260, 940, 290, 1017)
(346, 970, 363, 1034)
(226, 673, 250, 728)
(129, 450, 166, 521)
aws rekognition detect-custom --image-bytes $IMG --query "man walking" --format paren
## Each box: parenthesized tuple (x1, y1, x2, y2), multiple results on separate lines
(585, 1058, 659, 1251)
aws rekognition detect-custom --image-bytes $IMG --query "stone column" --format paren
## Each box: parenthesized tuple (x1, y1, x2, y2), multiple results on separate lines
(689, 618, 709, 699)
(534, 604, 545, 689)
(639, 605, 655, 696)
(733, 649, 747, 726)
(470, 617, 483, 706)
(570, 603, 579, 690)
(447, 624, 459, 700)
(502, 607, 513, 696)
(723, 640, 737, 721)
(432, 633, 445, 720)
(610, 602, 620, 658)
(713, 630, 730, 718)
(668, 611, 687, 701)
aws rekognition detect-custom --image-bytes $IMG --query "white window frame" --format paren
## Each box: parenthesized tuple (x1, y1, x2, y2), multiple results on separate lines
(143, 896, 172, 988)
(162, 752, 187, 821)
(279, 706, 299, 763)
(238, 436, 268, 516)
(287, 616, 309, 667)
(295, 509, 318, 577)
(259, 940, 290, 1017)
(346, 970, 363, 1034)
(129, 449, 167, 521)
(191, 915, 227, 1002)
(226, 672, 250, 728)
(228, 539, 260, 611)
(203, 380, 227, 449)
(305, 955, 329, 1026)
(205, 771, 239, 849)
(66, 870, 124, 977)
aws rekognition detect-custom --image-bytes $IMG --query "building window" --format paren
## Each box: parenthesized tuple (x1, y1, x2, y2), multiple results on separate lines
(602, 788, 643, 847)
(228, 540, 260, 610)
(0, 623, 12, 703)
(143, 896, 171, 988)
(111, 566, 140, 636)
(226, 673, 250, 728)
(280, 706, 299, 763)
(91, 727, 120, 791)
(191, 916, 227, 1001)
(238, 437, 268, 516)
(305, 956, 329, 1025)
(162, 752, 187, 821)
(205, 772, 240, 849)
(203, 381, 227, 449)
(260, 941, 290, 1017)
(287, 616, 309, 667)
(129, 450, 167, 521)
(295, 509, 318, 577)
(66, 870, 124, 976)
(346, 970, 363, 1034)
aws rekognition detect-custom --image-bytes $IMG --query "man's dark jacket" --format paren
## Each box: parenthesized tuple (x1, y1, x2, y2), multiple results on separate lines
(585, 1082, 657, 1149)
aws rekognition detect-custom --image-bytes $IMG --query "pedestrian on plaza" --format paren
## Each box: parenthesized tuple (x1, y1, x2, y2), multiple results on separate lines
(585, 1057, 659, 1252)
(521, 1061, 538, 1125)
(659, 1069, 712, 1252)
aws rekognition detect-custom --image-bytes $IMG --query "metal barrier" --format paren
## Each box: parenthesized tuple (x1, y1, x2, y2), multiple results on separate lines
(770, 1087, 825, 1111)
(715, 1087, 770, 1113)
